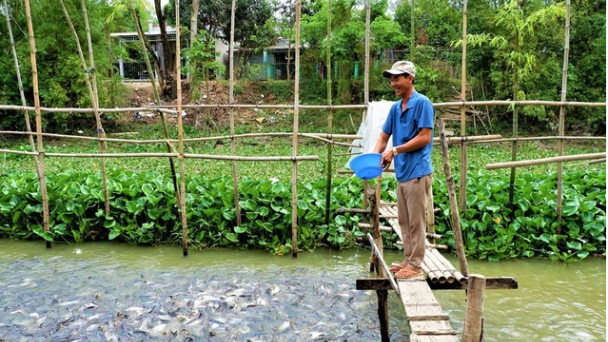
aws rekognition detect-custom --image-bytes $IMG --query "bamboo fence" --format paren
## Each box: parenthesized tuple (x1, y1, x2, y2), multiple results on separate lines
(2, 0, 605, 256)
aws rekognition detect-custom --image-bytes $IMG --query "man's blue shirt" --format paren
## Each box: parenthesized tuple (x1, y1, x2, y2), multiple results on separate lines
(382, 90, 434, 182)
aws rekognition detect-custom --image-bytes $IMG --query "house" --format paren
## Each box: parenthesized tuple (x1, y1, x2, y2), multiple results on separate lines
(110, 20, 192, 81)
(232, 37, 308, 80)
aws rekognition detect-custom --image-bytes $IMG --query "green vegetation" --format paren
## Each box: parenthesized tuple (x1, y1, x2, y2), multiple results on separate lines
(0, 125, 604, 261)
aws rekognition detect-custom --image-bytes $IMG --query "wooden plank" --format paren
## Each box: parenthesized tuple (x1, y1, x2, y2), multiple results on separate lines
(398, 280, 460, 341)
(413, 335, 460, 342)
(407, 314, 450, 321)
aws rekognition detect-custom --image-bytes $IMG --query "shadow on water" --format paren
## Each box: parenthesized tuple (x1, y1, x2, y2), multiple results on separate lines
(0, 240, 605, 342)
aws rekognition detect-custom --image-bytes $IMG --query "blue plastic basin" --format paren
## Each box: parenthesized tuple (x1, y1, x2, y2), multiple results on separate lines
(349, 153, 383, 179)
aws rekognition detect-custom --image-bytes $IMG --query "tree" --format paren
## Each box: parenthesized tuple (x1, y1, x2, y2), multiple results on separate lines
(167, 0, 275, 79)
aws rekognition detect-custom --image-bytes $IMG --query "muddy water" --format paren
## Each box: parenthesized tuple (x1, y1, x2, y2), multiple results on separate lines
(0, 240, 605, 342)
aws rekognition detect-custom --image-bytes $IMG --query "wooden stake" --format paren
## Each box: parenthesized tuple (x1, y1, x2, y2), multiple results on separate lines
(462, 274, 486, 342)
(459, 0, 469, 212)
(228, 0, 241, 228)
(175, 0, 189, 256)
(291, 0, 302, 258)
(324, 0, 333, 227)
(377, 289, 390, 342)
(556, 0, 572, 234)
(438, 119, 469, 277)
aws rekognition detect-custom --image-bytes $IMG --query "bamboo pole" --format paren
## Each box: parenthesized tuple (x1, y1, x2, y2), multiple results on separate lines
(361, 0, 372, 225)
(462, 274, 486, 342)
(291, 0, 302, 258)
(228, 0, 241, 227)
(431, 248, 466, 284)
(24, 0, 51, 248)
(424, 251, 452, 284)
(556, 0, 572, 234)
(175, 0, 189, 256)
(0, 149, 320, 161)
(81, 0, 105, 150)
(0, 130, 363, 144)
(324, 0, 333, 227)
(410, 0, 415, 61)
(127, 0, 183, 229)
(3, 0, 39, 172)
(1, 99, 605, 113)
(487, 153, 605, 170)
(508, 27, 522, 208)
(421, 252, 448, 284)
(459, 0, 469, 212)
(59, 0, 110, 214)
(437, 119, 469, 277)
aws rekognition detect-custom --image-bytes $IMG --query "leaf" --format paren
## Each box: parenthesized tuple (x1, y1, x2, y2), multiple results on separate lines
(522, 250, 534, 257)
(566, 241, 582, 250)
(562, 198, 580, 216)
(109, 230, 120, 240)
(225, 232, 238, 243)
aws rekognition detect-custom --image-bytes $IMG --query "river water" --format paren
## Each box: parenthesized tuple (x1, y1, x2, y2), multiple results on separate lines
(0, 240, 604, 342)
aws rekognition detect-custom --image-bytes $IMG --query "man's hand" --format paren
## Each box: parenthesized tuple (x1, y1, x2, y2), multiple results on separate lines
(380, 150, 393, 170)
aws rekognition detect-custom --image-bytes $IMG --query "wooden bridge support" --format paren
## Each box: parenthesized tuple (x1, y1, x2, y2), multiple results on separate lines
(463, 274, 486, 342)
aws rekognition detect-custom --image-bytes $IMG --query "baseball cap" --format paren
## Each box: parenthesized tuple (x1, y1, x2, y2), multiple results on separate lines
(382, 61, 416, 78)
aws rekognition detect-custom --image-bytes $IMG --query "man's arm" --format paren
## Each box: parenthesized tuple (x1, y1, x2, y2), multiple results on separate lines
(394, 127, 433, 154)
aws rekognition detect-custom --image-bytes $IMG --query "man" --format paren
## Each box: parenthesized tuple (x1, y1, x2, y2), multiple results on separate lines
(373, 61, 434, 279)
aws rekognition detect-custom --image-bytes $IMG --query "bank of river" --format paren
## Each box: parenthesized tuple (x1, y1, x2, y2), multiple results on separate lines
(0, 240, 605, 341)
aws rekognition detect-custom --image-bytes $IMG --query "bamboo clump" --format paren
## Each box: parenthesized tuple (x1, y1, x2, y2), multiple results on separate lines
(3, 0, 39, 173)
(59, 0, 110, 214)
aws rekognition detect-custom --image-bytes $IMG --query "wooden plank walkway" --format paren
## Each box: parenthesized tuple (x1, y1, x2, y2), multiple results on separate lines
(380, 202, 460, 342)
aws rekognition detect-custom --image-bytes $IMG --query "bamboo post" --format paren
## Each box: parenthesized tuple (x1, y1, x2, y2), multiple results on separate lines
(3, 0, 39, 172)
(410, 0, 415, 61)
(291, 0, 302, 258)
(175, 0, 189, 256)
(81, 0, 111, 214)
(508, 30, 522, 208)
(437, 119, 469, 277)
(127, 0, 183, 228)
(360, 0, 372, 224)
(24, 0, 51, 248)
(556, 0, 571, 234)
(324, 0, 333, 227)
(462, 274, 486, 342)
(459, 0, 468, 212)
(228, 0, 241, 227)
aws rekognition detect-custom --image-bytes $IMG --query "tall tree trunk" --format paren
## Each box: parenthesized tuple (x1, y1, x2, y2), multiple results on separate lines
(155, 0, 176, 98)
(189, 0, 200, 79)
